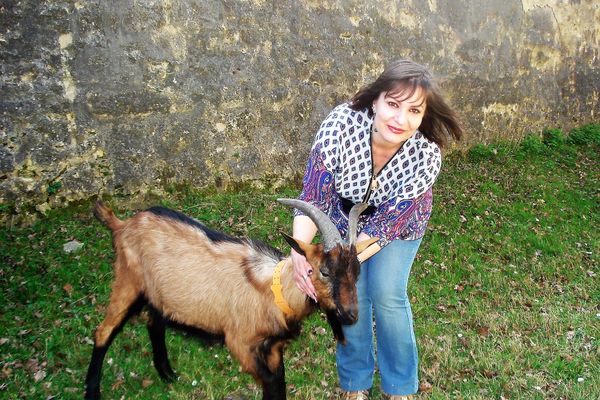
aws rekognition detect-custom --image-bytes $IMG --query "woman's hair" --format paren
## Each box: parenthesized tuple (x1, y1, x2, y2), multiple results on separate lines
(350, 59, 463, 148)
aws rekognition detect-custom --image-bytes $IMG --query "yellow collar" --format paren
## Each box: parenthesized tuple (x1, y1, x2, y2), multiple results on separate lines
(271, 260, 295, 317)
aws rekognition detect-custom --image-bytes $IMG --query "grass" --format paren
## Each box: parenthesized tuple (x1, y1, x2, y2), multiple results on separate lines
(1, 125, 599, 399)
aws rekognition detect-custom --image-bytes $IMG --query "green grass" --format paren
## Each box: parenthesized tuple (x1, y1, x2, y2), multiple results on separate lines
(1, 127, 599, 399)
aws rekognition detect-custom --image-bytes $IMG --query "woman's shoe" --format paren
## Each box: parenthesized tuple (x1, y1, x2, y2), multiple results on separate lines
(342, 389, 370, 400)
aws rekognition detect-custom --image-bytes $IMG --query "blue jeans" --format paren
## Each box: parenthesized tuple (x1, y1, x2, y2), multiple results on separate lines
(336, 238, 422, 395)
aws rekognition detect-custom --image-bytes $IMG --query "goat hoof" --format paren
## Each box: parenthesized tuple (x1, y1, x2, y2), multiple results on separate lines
(166, 372, 178, 383)
(154, 360, 177, 383)
(159, 368, 178, 383)
(84, 388, 100, 400)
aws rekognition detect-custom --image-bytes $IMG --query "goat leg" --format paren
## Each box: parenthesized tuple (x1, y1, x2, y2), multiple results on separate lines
(147, 306, 177, 382)
(260, 357, 286, 400)
(84, 279, 144, 398)
(254, 338, 288, 400)
(84, 344, 108, 399)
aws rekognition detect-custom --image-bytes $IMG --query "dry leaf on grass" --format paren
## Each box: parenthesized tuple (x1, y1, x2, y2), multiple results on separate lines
(142, 379, 153, 388)
(419, 380, 433, 392)
(63, 283, 73, 295)
(33, 369, 46, 382)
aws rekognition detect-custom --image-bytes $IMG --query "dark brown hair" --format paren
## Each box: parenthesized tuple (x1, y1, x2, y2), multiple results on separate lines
(351, 59, 463, 148)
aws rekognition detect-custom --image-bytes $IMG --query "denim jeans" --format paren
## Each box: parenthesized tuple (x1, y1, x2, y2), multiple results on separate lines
(336, 238, 422, 395)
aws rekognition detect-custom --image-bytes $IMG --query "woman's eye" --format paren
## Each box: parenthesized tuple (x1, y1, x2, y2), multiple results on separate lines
(387, 102, 398, 108)
(410, 108, 421, 114)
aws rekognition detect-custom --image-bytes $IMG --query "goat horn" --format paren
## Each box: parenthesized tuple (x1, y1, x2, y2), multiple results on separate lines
(347, 202, 369, 246)
(277, 198, 343, 252)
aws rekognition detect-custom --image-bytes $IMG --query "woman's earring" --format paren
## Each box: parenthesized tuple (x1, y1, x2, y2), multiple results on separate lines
(371, 106, 376, 115)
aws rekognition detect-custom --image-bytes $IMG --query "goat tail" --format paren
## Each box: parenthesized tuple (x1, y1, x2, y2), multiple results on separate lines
(94, 201, 125, 231)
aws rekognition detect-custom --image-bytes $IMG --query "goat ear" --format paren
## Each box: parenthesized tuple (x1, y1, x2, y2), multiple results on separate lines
(355, 237, 379, 254)
(281, 232, 307, 256)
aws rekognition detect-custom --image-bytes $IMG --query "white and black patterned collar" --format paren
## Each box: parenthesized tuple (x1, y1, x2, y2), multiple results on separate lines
(317, 103, 442, 206)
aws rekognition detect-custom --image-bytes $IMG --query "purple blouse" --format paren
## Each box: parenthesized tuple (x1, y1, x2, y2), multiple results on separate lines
(295, 103, 442, 248)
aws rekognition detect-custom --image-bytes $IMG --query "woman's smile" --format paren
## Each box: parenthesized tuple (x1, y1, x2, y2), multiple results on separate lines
(387, 125, 406, 135)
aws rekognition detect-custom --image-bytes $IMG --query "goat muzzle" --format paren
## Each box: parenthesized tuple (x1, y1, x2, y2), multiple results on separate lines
(337, 306, 359, 325)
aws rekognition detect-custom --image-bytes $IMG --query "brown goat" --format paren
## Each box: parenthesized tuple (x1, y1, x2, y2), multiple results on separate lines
(84, 199, 376, 400)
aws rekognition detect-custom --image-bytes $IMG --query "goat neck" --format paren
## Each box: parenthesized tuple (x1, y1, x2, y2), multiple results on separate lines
(274, 258, 316, 320)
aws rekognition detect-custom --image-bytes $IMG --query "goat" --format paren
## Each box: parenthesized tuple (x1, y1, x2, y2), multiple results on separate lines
(84, 199, 377, 399)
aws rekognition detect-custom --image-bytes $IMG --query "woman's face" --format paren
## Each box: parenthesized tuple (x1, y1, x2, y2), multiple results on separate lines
(372, 88, 426, 149)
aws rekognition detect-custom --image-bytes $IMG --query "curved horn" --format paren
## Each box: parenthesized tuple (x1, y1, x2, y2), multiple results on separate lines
(277, 198, 342, 252)
(347, 202, 368, 245)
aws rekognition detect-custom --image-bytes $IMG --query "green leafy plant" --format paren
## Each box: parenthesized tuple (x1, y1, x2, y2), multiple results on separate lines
(543, 128, 567, 148)
(467, 143, 495, 162)
(569, 123, 600, 145)
(47, 181, 62, 195)
(520, 133, 546, 155)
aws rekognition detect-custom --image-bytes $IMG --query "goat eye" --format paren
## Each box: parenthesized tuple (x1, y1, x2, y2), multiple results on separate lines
(320, 269, 330, 277)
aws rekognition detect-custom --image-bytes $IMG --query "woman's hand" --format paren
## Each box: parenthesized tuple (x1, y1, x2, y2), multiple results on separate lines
(291, 248, 318, 301)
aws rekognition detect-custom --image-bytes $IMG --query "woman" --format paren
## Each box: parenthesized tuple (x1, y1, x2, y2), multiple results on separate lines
(290, 59, 462, 399)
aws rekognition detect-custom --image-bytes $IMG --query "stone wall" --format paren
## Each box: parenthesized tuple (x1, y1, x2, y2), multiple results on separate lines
(1, 0, 598, 217)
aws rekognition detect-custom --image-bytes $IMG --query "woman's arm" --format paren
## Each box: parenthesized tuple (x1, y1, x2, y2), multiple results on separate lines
(292, 215, 318, 243)
(291, 215, 319, 300)
(361, 188, 433, 248)
(290, 105, 345, 300)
